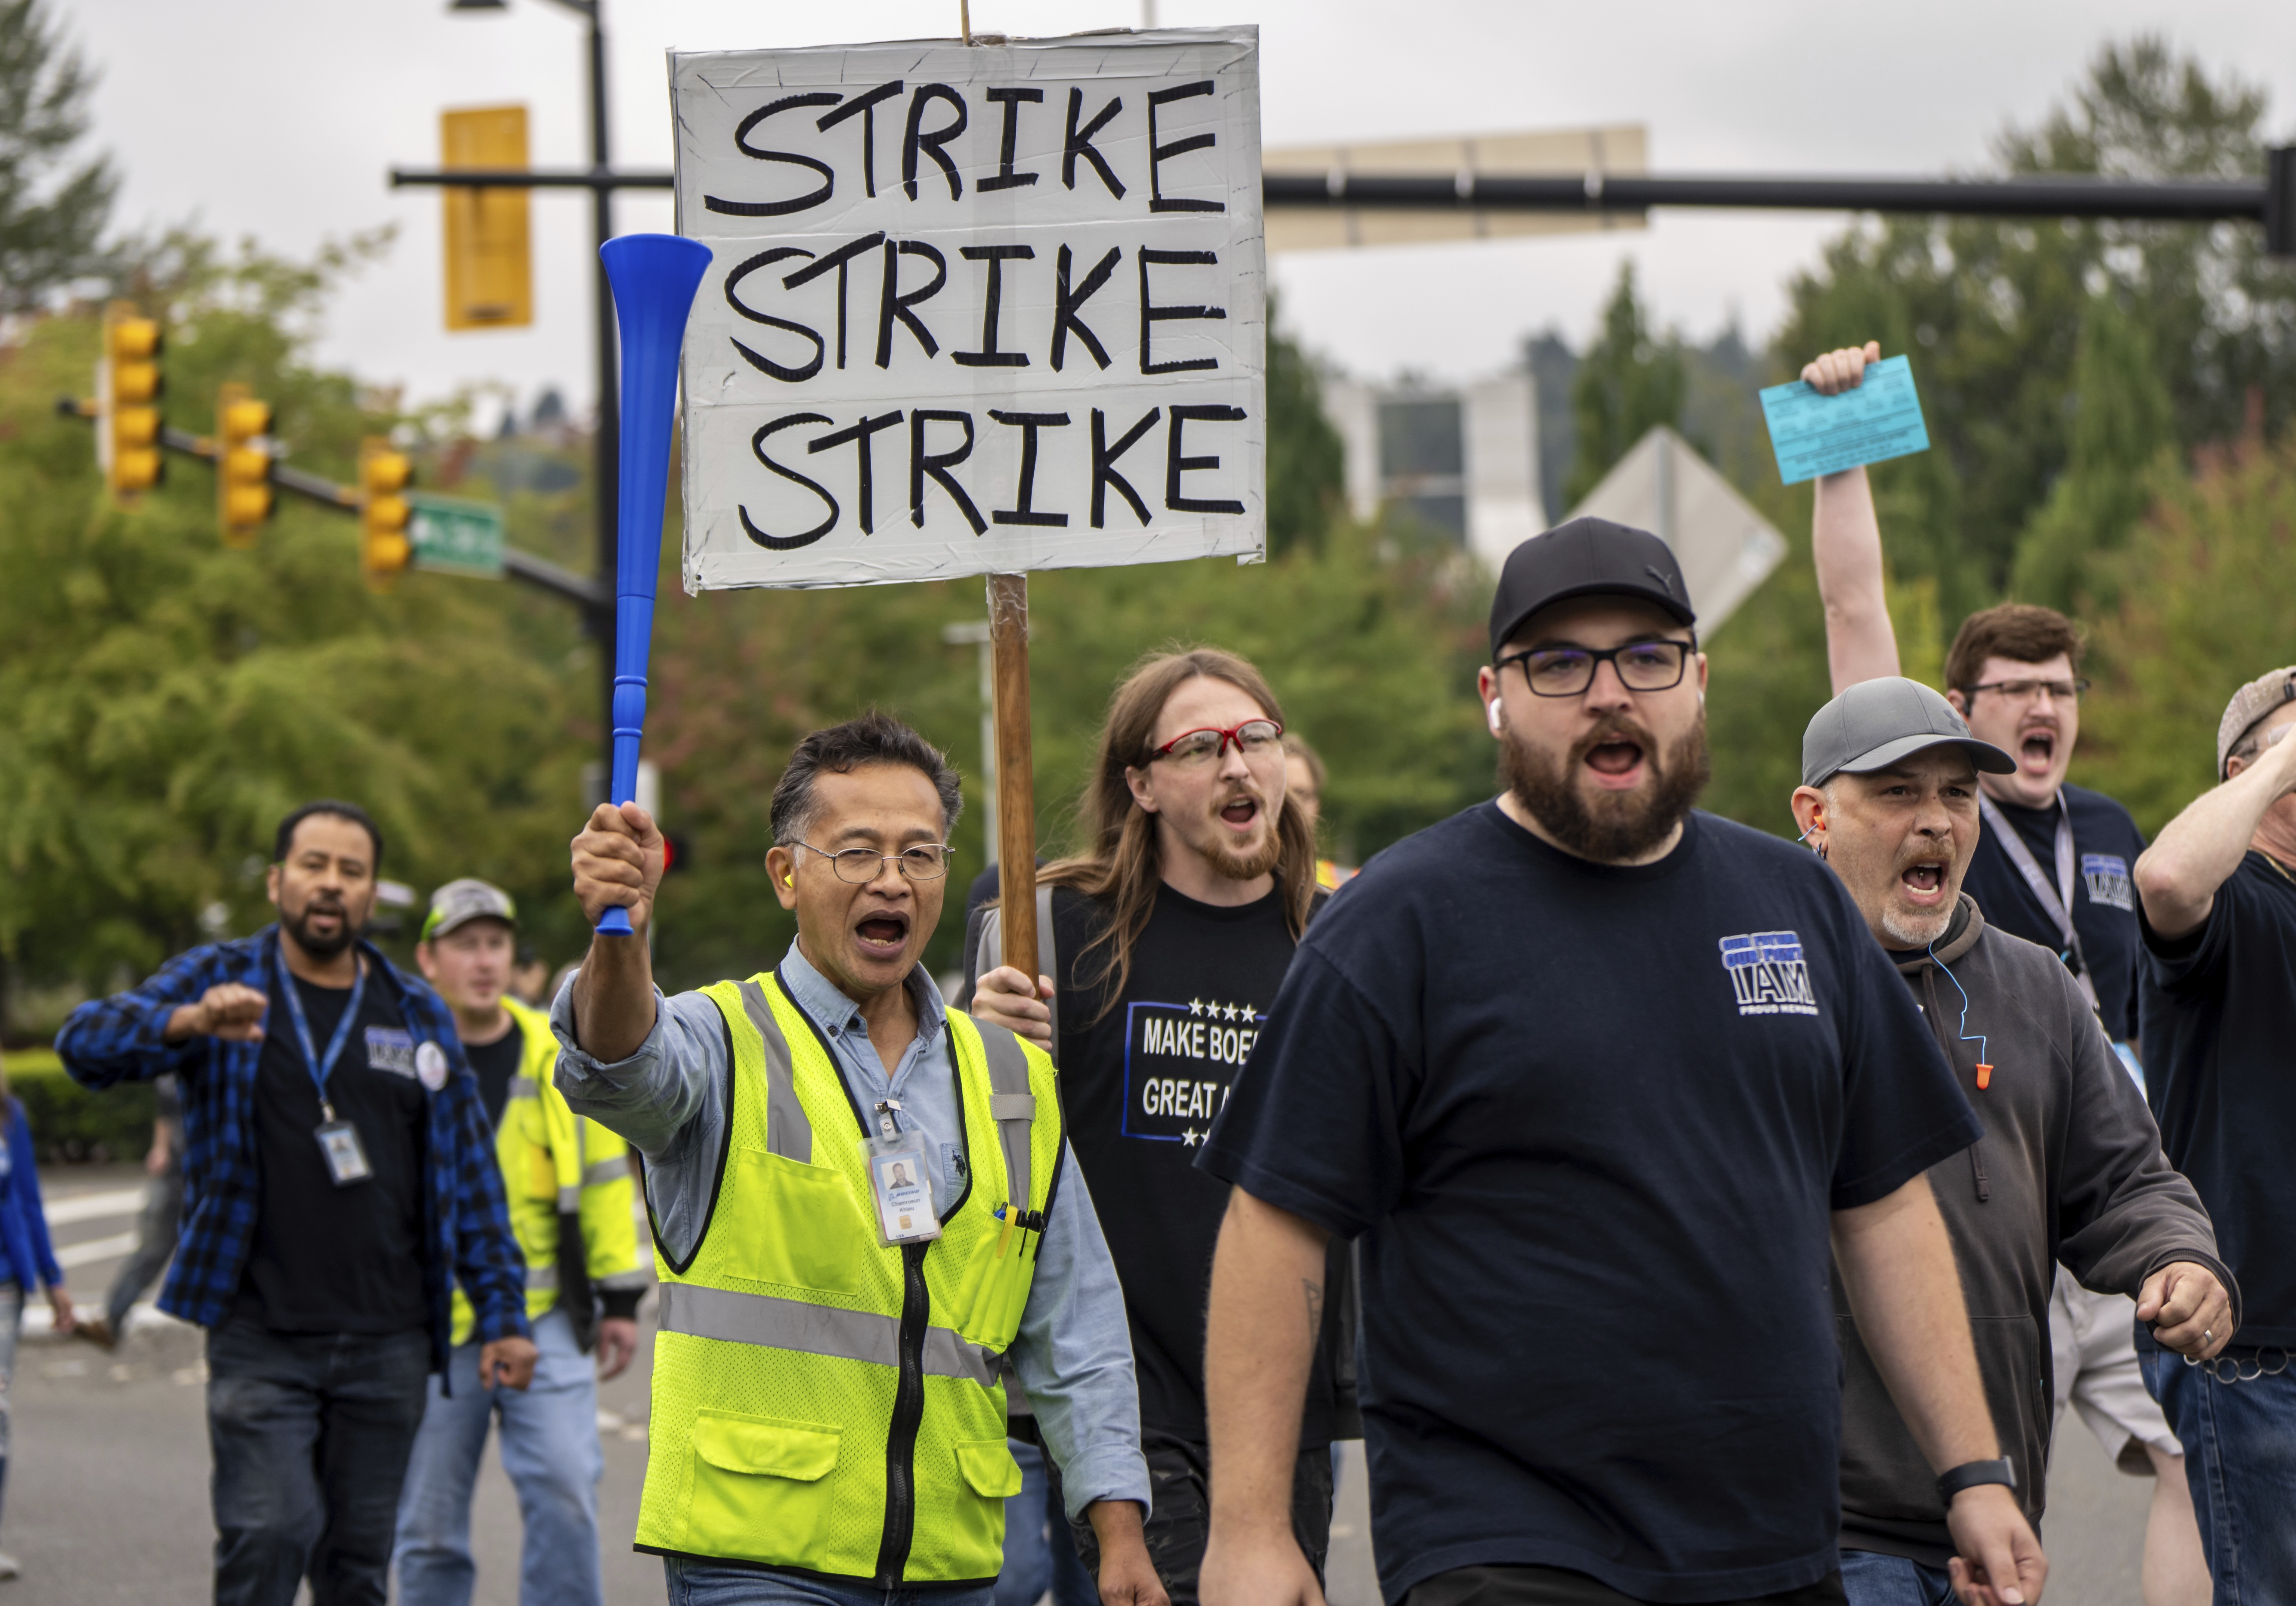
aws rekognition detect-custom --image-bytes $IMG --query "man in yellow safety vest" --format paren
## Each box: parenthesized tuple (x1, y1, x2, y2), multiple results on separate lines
(394, 878, 647, 1606)
(553, 712, 1166, 1606)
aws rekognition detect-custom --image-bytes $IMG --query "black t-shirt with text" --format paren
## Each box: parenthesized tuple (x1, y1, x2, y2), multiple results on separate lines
(237, 964, 430, 1335)
(465, 1016, 525, 1133)
(1197, 804, 1982, 1604)
(1962, 782, 2147, 1042)
(967, 876, 1343, 1447)
(2139, 850, 2296, 1346)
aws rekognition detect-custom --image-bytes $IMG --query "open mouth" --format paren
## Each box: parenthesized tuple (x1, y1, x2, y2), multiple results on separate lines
(1900, 861, 1948, 903)
(2019, 729, 2057, 773)
(853, 912, 910, 954)
(1217, 796, 1260, 830)
(1585, 737, 1644, 779)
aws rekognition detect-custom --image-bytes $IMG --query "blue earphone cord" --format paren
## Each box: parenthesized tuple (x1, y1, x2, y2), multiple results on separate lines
(1927, 940, 1989, 1064)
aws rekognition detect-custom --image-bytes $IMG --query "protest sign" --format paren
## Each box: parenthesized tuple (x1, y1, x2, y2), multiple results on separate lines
(1759, 354, 1930, 485)
(671, 28, 1266, 593)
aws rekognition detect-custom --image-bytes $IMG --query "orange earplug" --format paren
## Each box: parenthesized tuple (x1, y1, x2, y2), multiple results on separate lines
(1975, 1064, 1993, 1090)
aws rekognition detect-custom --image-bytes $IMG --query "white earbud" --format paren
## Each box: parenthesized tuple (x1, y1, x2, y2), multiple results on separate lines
(1486, 698, 1504, 734)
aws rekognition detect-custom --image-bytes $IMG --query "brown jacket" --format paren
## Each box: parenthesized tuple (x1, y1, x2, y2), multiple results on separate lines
(1835, 895, 2233, 1567)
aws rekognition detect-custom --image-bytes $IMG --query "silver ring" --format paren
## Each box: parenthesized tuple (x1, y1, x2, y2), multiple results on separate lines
(2205, 1330, 2215, 1343)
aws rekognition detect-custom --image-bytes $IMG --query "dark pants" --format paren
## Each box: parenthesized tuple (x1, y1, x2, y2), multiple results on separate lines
(1404, 1564, 1848, 1606)
(206, 1318, 431, 1606)
(104, 1161, 183, 1333)
(1066, 1433, 1335, 1606)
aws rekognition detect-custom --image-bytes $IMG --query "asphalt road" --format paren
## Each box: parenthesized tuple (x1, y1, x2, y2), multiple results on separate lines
(4, 1166, 2154, 1605)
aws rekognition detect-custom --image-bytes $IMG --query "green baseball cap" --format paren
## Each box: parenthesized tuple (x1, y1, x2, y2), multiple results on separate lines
(421, 878, 518, 942)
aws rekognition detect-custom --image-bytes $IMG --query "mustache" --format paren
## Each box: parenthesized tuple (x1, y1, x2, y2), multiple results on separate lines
(1572, 714, 1661, 765)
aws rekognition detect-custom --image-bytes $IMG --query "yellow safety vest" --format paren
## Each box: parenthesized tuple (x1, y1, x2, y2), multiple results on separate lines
(450, 998, 644, 1347)
(634, 971, 1063, 1586)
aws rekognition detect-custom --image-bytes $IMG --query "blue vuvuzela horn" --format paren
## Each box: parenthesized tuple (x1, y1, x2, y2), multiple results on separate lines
(594, 233, 713, 935)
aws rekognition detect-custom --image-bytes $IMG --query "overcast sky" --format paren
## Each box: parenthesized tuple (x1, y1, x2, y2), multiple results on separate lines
(59, 0, 2296, 426)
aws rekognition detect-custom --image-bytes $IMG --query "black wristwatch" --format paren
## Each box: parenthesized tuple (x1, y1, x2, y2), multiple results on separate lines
(1936, 1457, 2017, 1506)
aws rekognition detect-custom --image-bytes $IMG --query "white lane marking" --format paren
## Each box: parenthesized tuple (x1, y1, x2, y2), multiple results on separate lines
(55, 1232, 139, 1269)
(43, 1189, 148, 1227)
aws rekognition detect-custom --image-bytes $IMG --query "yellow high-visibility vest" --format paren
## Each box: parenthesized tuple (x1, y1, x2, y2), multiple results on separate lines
(450, 998, 644, 1347)
(634, 971, 1062, 1585)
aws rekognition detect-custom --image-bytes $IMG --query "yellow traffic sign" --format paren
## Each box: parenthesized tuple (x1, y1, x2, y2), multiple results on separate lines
(442, 105, 534, 330)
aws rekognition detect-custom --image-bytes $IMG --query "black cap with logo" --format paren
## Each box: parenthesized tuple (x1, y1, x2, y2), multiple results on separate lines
(1488, 517, 1697, 660)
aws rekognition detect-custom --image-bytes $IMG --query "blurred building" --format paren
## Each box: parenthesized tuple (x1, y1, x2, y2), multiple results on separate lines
(1323, 372, 1543, 572)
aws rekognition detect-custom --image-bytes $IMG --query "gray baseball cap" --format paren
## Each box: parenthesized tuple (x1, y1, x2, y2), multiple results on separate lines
(1801, 677, 2016, 788)
(421, 878, 518, 941)
(2217, 665, 2296, 778)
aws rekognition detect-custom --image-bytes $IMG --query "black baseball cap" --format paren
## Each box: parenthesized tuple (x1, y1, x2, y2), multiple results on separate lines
(1489, 518, 1696, 660)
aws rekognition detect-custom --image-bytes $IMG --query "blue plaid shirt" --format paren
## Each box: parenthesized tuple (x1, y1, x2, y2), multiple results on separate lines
(56, 927, 529, 1375)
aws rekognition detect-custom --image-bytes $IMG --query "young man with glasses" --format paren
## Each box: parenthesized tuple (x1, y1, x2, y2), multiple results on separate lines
(1197, 518, 2036, 1606)
(551, 712, 1165, 1606)
(968, 648, 1347, 1606)
(1803, 343, 2204, 1606)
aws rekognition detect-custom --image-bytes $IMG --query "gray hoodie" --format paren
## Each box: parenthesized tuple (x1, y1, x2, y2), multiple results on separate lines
(1835, 895, 2234, 1567)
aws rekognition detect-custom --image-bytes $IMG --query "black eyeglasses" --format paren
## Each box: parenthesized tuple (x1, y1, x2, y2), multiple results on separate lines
(1498, 638, 1697, 698)
(790, 843, 953, 883)
(1959, 677, 2090, 705)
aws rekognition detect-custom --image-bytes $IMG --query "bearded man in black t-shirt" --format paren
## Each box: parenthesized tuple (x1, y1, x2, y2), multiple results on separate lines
(1194, 520, 2041, 1606)
(968, 647, 1340, 1606)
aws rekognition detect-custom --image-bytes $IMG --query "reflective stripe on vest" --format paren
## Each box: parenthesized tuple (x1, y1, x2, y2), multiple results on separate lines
(736, 977, 814, 1163)
(974, 1025, 1034, 1212)
(656, 1281, 996, 1389)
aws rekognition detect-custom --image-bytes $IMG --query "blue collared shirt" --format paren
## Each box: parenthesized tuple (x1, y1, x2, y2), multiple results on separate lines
(551, 940, 1149, 1520)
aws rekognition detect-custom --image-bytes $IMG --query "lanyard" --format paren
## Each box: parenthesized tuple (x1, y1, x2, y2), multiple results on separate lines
(1978, 792, 2100, 1014)
(277, 947, 368, 1122)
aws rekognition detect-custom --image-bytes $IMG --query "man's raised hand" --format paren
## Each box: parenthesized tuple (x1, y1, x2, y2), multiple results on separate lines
(968, 965, 1055, 1052)
(570, 802, 665, 933)
(1804, 340, 1882, 396)
(164, 983, 270, 1044)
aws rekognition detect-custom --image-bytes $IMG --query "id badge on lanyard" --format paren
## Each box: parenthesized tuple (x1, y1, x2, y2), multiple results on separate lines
(862, 1099, 941, 1248)
(279, 950, 374, 1187)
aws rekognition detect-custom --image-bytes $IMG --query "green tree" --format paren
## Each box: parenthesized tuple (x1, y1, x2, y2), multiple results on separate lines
(2075, 433, 2296, 836)
(1774, 37, 2294, 618)
(0, 0, 116, 311)
(1263, 291, 1344, 554)
(0, 236, 592, 1000)
(1565, 262, 1686, 506)
(2008, 291, 2178, 611)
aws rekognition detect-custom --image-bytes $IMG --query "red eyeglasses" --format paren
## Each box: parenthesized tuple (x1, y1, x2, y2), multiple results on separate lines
(1149, 719, 1285, 765)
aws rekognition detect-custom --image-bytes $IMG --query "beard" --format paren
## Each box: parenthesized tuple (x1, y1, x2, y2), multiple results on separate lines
(1198, 789, 1284, 882)
(1880, 901, 1957, 948)
(282, 897, 363, 959)
(1502, 711, 1711, 863)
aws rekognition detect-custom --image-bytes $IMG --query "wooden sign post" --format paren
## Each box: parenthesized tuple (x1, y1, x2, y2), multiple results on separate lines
(987, 573, 1037, 967)
(670, 29, 1267, 965)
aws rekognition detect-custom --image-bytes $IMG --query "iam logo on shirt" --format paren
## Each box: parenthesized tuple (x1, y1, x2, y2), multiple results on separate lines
(1718, 931, 1820, 1018)
(1121, 998, 1261, 1147)
(2081, 853, 2135, 911)
(365, 1026, 419, 1078)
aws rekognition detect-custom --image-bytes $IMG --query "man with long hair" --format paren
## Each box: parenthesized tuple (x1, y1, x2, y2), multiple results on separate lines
(1196, 520, 2040, 1606)
(969, 648, 1345, 1605)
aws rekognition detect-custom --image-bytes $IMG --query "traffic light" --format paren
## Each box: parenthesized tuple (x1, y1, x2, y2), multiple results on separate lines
(98, 302, 164, 507)
(359, 437, 414, 587)
(215, 382, 273, 547)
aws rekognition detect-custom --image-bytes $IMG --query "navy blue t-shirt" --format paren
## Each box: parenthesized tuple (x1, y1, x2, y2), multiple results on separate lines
(1198, 804, 1981, 1605)
(1962, 783, 2146, 1042)
(2139, 851, 2296, 1347)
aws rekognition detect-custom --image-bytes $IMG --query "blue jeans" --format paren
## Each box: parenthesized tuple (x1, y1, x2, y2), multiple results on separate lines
(663, 1559, 994, 1605)
(206, 1318, 433, 1606)
(394, 1306, 604, 1606)
(996, 1438, 1096, 1606)
(2144, 1344, 2296, 1604)
(1837, 1550, 1954, 1606)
